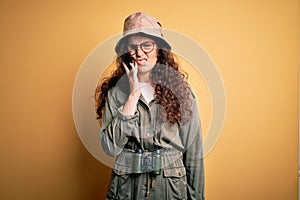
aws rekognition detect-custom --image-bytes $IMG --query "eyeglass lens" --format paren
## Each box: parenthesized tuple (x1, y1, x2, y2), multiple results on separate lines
(128, 41, 154, 55)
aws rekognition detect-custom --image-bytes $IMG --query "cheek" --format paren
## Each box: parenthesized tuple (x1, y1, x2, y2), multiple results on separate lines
(150, 56, 157, 64)
(149, 51, 158, 64)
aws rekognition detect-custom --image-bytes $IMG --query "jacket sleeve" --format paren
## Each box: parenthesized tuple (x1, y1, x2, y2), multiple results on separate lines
(180, 95, 205, 200)
(100, 89, 140, 157)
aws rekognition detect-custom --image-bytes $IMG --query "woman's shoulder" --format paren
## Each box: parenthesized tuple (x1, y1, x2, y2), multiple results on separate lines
(107, 82, 130, 105)
(187, 84, 197, 100)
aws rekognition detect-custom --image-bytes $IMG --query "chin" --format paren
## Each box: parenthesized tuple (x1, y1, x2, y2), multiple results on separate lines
(138, 64, 154, 73)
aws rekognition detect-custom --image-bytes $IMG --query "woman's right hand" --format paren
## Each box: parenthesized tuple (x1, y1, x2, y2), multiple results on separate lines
(123, 61, 141, 96)
(121, 61, 141, 115)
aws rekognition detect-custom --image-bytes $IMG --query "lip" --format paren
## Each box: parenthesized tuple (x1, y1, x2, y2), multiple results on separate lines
(135, 58, 148, 66)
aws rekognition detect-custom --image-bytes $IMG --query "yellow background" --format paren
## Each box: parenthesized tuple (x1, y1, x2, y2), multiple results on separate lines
(0, 0, 298, 199)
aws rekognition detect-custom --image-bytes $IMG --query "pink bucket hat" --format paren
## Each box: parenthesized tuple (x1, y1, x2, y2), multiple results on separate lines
(115, 12, 171, 55)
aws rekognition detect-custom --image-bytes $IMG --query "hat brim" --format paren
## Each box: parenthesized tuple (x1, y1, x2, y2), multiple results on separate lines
(115, 32, 171, 55)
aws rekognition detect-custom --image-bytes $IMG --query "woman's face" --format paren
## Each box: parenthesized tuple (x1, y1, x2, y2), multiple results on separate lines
(127, 35, 158, 75)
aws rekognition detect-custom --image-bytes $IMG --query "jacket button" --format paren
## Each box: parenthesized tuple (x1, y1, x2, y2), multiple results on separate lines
(178, 172, 181, 176)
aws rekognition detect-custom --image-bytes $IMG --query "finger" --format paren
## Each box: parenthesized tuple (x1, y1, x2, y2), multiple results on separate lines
(131, 61, 138, 72)
(122, 62, 130, 74)
(129, 62, 135, 70)
(132, 62, 138, 80)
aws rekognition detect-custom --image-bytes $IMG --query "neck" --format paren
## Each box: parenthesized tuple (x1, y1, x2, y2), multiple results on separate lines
(138, 72, 151, 83)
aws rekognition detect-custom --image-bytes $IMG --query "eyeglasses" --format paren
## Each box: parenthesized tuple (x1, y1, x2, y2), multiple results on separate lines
(128, 41, 155, 55)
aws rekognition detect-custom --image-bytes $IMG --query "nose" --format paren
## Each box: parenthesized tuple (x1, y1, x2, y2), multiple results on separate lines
(136, 46, 145, 57)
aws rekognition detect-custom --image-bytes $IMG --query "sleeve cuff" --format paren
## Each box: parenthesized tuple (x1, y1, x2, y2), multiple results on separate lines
(117, 106, 139, 120)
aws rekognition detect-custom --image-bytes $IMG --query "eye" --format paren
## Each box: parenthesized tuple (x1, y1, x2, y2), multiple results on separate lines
(128, 44, 137, 50)
(141, 41, 154, 51)
(142, 42, 153, 48)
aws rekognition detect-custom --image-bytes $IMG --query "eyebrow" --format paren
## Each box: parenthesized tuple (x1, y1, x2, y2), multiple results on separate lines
(128, 40, 155, 45)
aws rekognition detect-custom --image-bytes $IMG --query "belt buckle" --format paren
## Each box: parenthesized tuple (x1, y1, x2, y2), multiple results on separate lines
(142, 153, 153, 172)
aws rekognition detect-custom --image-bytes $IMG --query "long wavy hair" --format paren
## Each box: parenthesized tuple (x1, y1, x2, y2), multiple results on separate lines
(95, 48, 193, 125)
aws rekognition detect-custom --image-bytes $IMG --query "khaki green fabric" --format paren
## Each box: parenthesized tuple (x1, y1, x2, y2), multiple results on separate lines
(100, 84, 204, 199)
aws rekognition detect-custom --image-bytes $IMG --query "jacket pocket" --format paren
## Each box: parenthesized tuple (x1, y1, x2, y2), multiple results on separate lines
(106, 170, 133, 200)
(163, 167, 187, 200)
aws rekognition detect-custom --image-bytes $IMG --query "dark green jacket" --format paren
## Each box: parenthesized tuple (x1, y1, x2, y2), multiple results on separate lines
(100, 84, 205, 200)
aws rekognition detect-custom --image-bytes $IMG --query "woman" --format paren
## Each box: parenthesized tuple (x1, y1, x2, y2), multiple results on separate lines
(96, 12, 204, 200)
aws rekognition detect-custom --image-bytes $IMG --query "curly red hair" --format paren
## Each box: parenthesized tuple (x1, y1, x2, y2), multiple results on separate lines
(95, 49, 192, 124)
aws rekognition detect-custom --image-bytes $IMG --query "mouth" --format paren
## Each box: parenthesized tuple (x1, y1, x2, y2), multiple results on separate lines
(135, 58, 148, 65)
